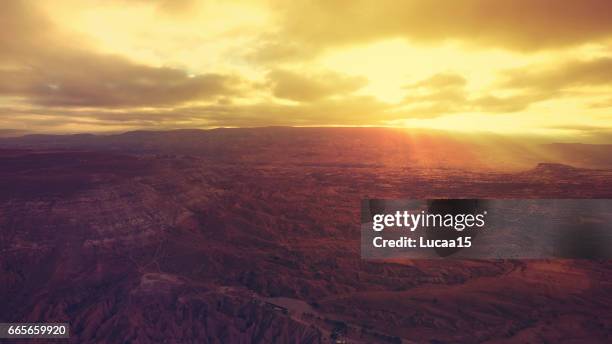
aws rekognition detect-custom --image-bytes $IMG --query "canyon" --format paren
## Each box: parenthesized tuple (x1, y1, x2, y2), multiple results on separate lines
(0, 127, 611, 343)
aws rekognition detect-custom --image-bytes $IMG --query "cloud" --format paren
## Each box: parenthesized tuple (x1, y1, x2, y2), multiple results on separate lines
(266, 69, 367, 102)
(259, 0, 612, 61)
(401, 72, 550, 116)
(501, 57, 612, 92)
(103, 0, 197, 16)
(154, 0, 197, 16)
(246, 38, 317, 64)
(1, 0, 610, 134)
(589, 97, 612, 108)
(0, 1, 384, 129)
(0, 0, 243, 108)
(407, 73, 467, 90)
(0, 55, 242, 107)
(469, 93, 549, 113)
(149, 95, 391, 127)
(0, 94, 393, 131)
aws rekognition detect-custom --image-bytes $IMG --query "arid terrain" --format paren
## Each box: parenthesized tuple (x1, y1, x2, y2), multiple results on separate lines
(0, 128, 611, 343)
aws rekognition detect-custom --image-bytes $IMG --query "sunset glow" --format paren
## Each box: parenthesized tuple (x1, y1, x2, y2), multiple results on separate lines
(2, 0, 612, 140)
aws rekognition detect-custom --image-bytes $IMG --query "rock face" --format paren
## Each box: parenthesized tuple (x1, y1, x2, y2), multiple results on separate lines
(530, 163, 582, 175)
(1, 128, 611, 343)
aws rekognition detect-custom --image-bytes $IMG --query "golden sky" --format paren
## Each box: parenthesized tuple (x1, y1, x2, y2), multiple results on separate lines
(1, 0, 612, 140)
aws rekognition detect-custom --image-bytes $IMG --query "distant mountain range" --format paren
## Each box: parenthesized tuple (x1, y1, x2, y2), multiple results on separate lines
(0, 129, 31, 137)
(1, 127, 611, 170)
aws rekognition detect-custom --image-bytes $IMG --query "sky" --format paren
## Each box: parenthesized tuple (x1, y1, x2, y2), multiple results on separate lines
(1, 0, 612, 141)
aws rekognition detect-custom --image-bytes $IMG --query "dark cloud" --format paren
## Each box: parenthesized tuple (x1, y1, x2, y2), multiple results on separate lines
(266, 69, 367, 102)
(0, 54, 241, 107)
(257, 0, 612, 61)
